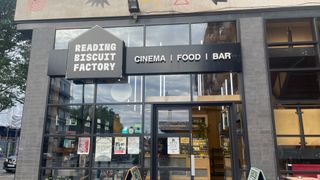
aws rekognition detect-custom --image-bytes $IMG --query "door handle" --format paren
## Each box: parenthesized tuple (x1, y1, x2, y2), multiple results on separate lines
(191, 154, 195, 176)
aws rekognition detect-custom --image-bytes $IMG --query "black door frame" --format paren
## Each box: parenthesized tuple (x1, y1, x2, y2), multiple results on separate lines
(150, 102, 241, 179)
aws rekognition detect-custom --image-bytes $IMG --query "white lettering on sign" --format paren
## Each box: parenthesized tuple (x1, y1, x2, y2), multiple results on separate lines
(212, 52, 232, 60)
(74, 53, 116, 62)
(177, 54, 201, 62)
(72, 43, 118, 73)
(134, 55, 166, 63)
(133, 52, 233, 65)
(75, 43, 117, 52)
(73, 63, 116, 72)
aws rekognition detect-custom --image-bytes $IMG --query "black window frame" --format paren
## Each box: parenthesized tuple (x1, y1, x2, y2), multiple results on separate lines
(266, 17, 320, 178)
(40, 21, 250, 180)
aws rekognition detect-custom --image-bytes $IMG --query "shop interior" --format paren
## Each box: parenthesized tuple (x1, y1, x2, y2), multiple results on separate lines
(191, 106, 233, 180)
(147, 105, 236, 180)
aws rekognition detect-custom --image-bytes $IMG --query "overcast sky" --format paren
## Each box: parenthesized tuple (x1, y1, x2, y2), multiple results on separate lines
(0, 103, 23, 128)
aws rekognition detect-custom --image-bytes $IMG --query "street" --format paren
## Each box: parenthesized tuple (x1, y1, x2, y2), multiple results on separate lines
(0, 158, 14, 180)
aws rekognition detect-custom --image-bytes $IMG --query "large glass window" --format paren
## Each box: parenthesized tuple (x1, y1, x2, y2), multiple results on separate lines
(191, 22, 237, 44)
(41, 136, 90, 167)
(145, 75, 191, 102)
(45, 21, 243, 179)
(268, 45, 318, 69)
(267, 18, 320, 179)
(92, 136, 140, 168)
(192, 73, 241, 102)
(270, 71, 320, 100)
(266, 19, 320, 101)
(44, 74, 243, 179)
(266, 20, 314, 43)
(274, 108, 301, 146)
(94, 105, 142, 134)
(146, 24, 189, 46)
(55, 29, 87, 49)
(106, 26, 144, 47)
(97, 76, 143, 103)
(49, 78, 94, 104)
(266, 19, 319, 71)
(158, 109, 189, 134)
(275, 107, 320, 179)
(55, 26, 143, 49)
(45, 105, 94, 135)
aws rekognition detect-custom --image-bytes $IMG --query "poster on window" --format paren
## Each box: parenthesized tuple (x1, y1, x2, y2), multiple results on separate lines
(77, 137, 90, 155)
(95, 137, 112, 161)
(128, 137, 140, 154)
(168, 137, 180, 154)
(114, 137, 127, 154)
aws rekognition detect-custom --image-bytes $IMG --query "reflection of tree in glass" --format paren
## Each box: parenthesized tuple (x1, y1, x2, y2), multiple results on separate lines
(67, 106, 93, 133)
(86, 0, 110, 7)
(95, 106, 123, 133)
(203, 22, 235, 44)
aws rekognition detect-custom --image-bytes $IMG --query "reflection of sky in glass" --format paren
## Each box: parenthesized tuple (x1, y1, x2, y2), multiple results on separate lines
(144, 104, 151, 134)
(146, 24, 189, 46)
(97, 105, 142, 129)
(192, 22, 237, 45)
(145, 75, 190, 97)
(105, 27, 143, 47)
(192, 73, 239, 97)
(54, 80, 95, 104)
(165, 75, 190, 96)
(158, 110, 189, 122)
(54, 26, 143, 49)
(191, 23, 207, 45)
(97, 76, 142, 103)
(55, 29, 88, 49)
(70, 83, 83, 104)
(84, 84, 94, 103)
(158, 109, 189, 134)
(144, 107, 190, 134)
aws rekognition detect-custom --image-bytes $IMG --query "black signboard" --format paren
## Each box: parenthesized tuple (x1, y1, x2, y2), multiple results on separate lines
(247, 167, 266, 180)
(126, 43, 241, 75)
(66, 25, 123, 79)
(124, 166, 142, 180)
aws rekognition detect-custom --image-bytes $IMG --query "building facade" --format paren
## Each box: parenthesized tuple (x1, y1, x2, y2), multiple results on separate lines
(14, 0, 320, 179)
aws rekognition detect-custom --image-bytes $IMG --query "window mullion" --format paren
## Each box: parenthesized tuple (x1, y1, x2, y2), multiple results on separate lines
(296, 107, 306, 147)
(312, 18, 320, 66)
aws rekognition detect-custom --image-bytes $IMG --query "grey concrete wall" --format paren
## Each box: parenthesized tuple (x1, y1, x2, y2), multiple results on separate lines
(15, 28, 54, 180)
(240, 17, 278, 179)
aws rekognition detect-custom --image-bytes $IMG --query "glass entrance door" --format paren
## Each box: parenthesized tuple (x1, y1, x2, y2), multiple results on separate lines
(191, 106, 234, 180)
(151, 105, 236, 180)
(155, 107, 192, 180)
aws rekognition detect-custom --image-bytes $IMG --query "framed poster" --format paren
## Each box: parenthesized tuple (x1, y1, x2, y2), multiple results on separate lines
(128, 137, 140, 154)
(95, 137, 112, 161)
(168, 137, 180, 154)
(77, 137, 90, 155)
(114, 137, 127, 155)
